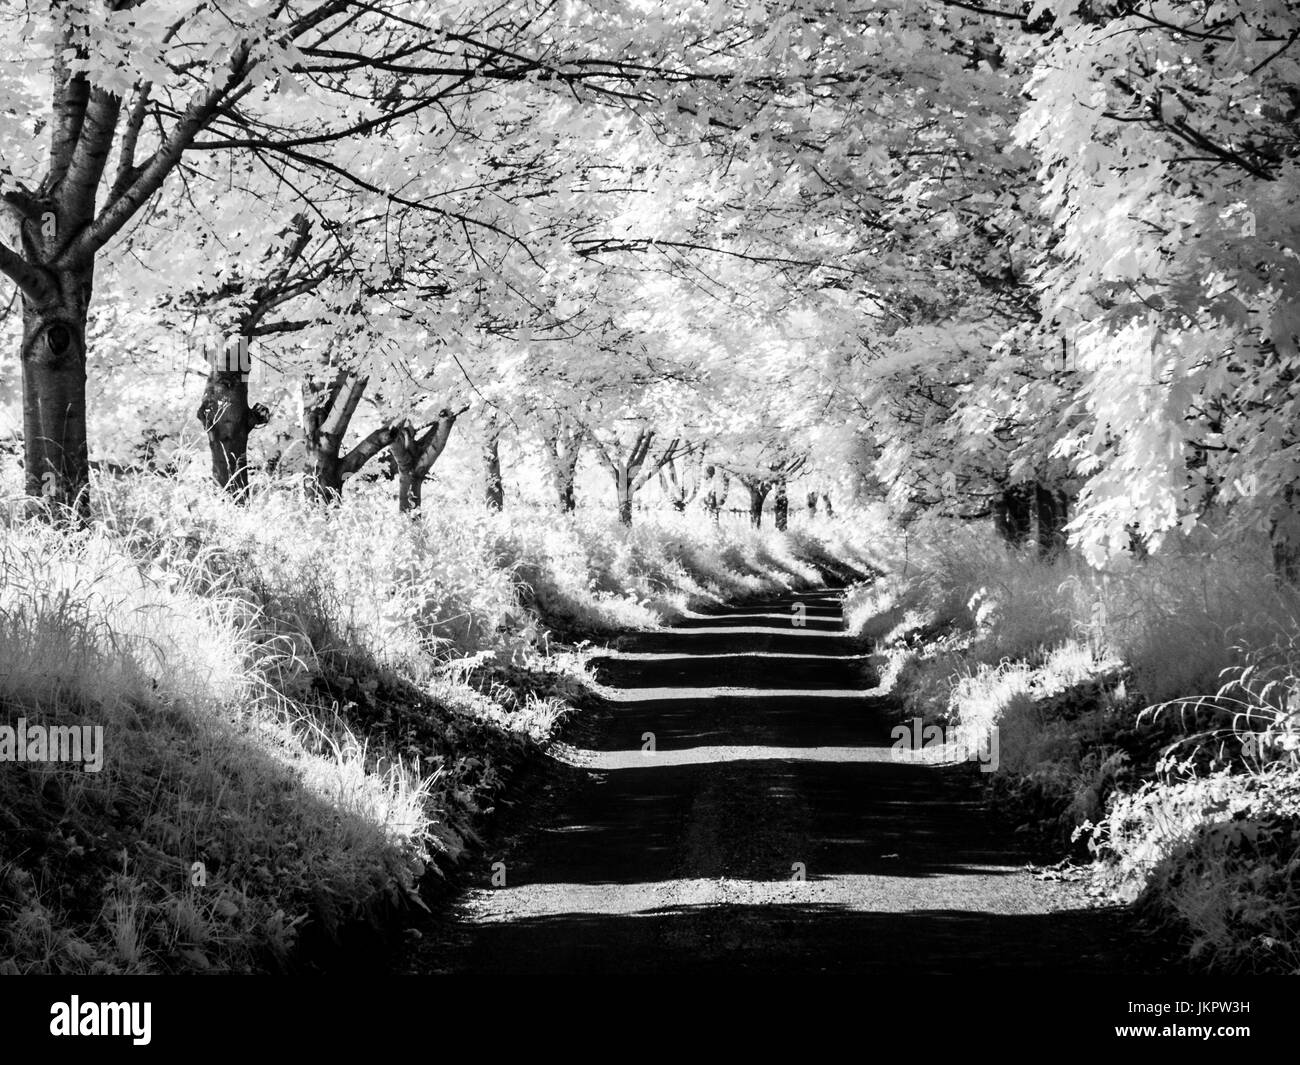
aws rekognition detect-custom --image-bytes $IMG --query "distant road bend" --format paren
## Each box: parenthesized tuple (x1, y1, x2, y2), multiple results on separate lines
(409, 588, 1154, 974)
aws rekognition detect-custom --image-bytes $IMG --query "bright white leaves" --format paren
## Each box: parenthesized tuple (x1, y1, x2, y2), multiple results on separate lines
(11, 0, 1296, 552)
(1015, 2, 1300, 561)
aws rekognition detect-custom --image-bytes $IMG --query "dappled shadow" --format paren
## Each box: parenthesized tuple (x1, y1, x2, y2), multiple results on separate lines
(673, 611, 844, 631)
(613, 590, 864, 659)
(577, 692, 894, 749)
(678, 588, 845, 619)
(588, 595, 884, 742)
(406, 585, 1160, 976)
(0, 686, 434, 974)
(589, 652, 875, 691)
(460, 752, 1016, 886)
(622, 628, 866, 656)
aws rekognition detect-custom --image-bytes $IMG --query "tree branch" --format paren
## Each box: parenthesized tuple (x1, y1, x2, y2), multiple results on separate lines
(0, 240, 48, 300)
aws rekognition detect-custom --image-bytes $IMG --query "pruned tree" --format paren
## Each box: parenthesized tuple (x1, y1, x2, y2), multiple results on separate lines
(300, 371, 395, 501)
(541, 414, 587, 514)
(193, 212, 327, 497)
(590, 425, 686, 526)
(657, 447, 708, 512)
(388, 405, 470, 512)
(703, 464, 731, 523)
(722, 452, 807, 529)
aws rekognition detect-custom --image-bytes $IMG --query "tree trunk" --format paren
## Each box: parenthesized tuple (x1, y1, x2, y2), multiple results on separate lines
(807, 491, 819, 518)
(483, 420, 504, 511)
(300, 373, 393, 503)
(307, 446, 345, 501)
(397, 470, 426, 512)
(704, 466, 729, 523)
(543, 423, 582, 513)
(390, 430, 416, 512)
(20, 269, 92, 518)
(1272, 532, 1299, 584)
(616, 465, 634, 525)
(388, 408, 464, 513)
(821, 492, 833, 518)
(595, 427, 680, 527)
(196, 356, 268, 499)
(195, 212, 312, 498)
(745, 481, 771, 528)
(1272, 486, 1299, 583)
(659, 451, 702, 511)
(993, 484, 1034, 546)
(774, 481, 789, 531)
(1034, 484, 1070, 558)
(303, 374, 358, 502)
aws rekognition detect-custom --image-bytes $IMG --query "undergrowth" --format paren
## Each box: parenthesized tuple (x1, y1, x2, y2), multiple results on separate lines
(845, 514, 1300, 972)
(0, 465, 875, 973)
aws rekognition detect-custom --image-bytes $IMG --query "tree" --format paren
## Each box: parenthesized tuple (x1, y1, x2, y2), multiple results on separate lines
(540, 413, 586, 513)
(589, 424, 685, 525)
(192, 212, 325, 496)
(1, 0, 783, 512)
(0, 1, 369, 512)
(703, 464, 731, 523)
(658, 448, 708, 512)
(388, 406, 470, 512)
(1015, 0, 1300, 570)
(300, 369, 396, 501)
(723, 451, 807, 529)
(482, 414, 505, 511)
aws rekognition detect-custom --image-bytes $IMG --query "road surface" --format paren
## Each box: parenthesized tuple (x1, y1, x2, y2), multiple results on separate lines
(405, 589, 1168, 974)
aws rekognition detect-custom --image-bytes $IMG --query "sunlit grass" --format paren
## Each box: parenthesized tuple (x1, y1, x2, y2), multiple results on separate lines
(0, 464, 873, 973)
(843, 513, 1300, 972)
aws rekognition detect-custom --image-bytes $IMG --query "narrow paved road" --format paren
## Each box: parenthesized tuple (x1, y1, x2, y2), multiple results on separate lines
(407, 588, 1163, 974)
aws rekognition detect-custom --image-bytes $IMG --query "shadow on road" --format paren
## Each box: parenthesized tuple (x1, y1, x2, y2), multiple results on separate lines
(427, 901, 1159, 975)
(483, 755, 1014, 886)
(404, 586, 1168, 975)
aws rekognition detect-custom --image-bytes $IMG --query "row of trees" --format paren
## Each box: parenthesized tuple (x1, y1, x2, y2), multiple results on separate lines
(1, 1, 1297, 568)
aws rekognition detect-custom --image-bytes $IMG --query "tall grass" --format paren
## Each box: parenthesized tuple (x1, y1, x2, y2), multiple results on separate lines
(1, 464, 873, 972)
(0, 516, 433, 974)
(847, 516, 1293, 703)
(91, 470, 872, 662)
(844, 512, 1300, 971)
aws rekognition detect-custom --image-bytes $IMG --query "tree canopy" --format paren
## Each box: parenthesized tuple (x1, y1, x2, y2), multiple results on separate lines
(0, 0, 1296, 566)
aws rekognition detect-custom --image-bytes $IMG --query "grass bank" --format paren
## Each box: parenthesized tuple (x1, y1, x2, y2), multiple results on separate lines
(0, 464, 873, 973)
(846, 515, 1300, 974)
